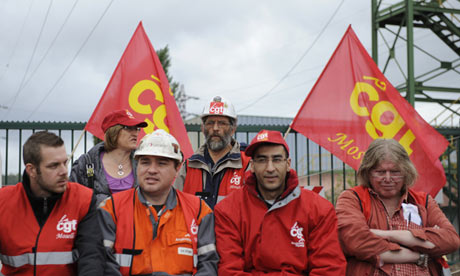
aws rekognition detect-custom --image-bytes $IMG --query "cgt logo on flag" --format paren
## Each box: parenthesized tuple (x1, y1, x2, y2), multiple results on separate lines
(290, 25, 448, 197)
(84, 21, 194, 159)
(327, 75, 415, 161)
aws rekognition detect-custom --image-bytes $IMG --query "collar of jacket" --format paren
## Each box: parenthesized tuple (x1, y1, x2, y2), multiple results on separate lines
(22, 170, 64, 226)
(137, 186, 178, 211)
(244, 169, 299, 201)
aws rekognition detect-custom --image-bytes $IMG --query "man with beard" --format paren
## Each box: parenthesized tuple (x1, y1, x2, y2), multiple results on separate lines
(174, 96, 250, 209)
(0, 131, 104, 275)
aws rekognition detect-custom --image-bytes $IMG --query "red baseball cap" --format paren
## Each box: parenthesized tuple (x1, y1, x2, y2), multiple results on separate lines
(245, 130, 290, 157)
(101, 109, 148, 133)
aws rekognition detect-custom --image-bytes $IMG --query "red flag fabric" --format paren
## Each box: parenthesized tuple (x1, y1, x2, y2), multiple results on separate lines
(84, 21, 193, 159)
(291, 26, 448, 197)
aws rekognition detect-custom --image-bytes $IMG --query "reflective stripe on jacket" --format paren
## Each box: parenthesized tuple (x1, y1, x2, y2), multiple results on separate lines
(100, 187, 215, 275)
(0, 182, 93, 276)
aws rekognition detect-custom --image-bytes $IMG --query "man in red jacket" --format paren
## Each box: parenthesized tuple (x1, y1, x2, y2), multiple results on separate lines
(214, 129, 346, 275)
(0, 131, 104, 275)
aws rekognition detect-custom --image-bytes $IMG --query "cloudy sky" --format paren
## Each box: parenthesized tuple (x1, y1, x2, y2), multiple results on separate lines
(1, 0, 459, 124)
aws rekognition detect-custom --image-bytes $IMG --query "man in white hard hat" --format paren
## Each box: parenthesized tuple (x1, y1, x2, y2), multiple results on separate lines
(98, 129, 218, 276)
(174, 96, 250, 209)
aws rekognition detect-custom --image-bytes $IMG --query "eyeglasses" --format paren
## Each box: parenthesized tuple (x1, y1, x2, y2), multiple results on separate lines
(204, 120, 231, 128)
(122, 125, 141, 131)
(253, 157, 287, 165)
(370, 170, 404, 181)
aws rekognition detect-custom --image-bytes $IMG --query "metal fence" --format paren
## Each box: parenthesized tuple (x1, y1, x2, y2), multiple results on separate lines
(1, 121, 460, 261)
(1, 121, 459, 203)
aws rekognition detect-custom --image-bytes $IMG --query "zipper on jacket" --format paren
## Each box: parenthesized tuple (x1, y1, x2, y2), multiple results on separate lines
(147, 205, 164, 240)
(43, 197, 48, 214)
(33, 225, 44, 276)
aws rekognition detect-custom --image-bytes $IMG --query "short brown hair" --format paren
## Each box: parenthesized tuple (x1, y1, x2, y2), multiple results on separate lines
(104, 125, 123, 152)
(357, 139, 417, 193)
(23, 131, 64, 166)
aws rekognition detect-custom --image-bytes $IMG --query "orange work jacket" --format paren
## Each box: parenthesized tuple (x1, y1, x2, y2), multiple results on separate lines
(102, 188, 211, 275)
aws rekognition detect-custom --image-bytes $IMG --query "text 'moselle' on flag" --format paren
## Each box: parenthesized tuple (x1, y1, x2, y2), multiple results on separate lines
(84, 21, 193, 159)
(290, 26, 448, 197)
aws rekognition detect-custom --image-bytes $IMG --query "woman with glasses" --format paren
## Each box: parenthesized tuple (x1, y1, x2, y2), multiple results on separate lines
(336, 138, 460, 276)
(70, 110, 147, 205)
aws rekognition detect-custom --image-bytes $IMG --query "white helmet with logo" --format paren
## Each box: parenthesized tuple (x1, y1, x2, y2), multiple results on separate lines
(201, 96, 237, 120)
(134, 129, 182, 162)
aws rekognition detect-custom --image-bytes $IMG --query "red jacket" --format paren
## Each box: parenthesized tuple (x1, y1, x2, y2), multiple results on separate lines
(183, 152, 250, 205)
(336, 186, 460, 276)
(214, 169, 346, 275)
(0, 182, 93, 276)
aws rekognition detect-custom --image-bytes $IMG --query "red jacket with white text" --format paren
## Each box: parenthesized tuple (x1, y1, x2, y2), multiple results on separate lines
(0, 182, 94, 276)
(214, 169, 346, 276)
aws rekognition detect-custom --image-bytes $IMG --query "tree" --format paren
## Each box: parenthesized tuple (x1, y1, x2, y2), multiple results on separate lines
(156, 45, 181, 97)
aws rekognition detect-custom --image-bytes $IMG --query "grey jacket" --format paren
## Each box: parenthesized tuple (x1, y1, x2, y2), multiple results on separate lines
(70, 142, 138, 206)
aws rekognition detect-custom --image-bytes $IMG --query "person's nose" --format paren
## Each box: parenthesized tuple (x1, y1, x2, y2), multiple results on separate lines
(265, 159, 276, 172)
(383, 171, 392, 182)
(59, 163, 68, 176)
(146, 163, 159, 174)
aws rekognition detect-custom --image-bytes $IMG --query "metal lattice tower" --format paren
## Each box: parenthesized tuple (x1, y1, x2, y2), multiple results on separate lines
(174, 84, 199, 120)
(372, 0, 460, 126)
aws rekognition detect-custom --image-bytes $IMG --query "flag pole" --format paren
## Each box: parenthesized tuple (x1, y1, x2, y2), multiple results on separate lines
(69, 130, 86, 160)
(284, 125, 292, 139)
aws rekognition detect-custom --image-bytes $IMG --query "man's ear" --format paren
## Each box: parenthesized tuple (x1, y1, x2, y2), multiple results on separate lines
(250, 160, 255, 173)
(25, 163, 37, 179)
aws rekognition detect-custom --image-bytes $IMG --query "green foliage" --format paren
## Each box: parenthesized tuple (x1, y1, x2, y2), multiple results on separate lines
(156, 45, 180, 95)
(93, 135, 102, 145)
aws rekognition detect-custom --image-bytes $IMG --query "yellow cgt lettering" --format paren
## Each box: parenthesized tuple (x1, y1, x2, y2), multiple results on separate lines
(128, 75, 169, 133)
(349, 77, 415, 156)
(328, 133, 365, 160)
(365, 101, 404, 140)
(350, 82, 379, 117)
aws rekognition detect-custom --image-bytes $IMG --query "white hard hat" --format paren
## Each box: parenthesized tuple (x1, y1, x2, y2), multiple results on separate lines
(134, 129, 182, 162)
(201, 96, 237, 120)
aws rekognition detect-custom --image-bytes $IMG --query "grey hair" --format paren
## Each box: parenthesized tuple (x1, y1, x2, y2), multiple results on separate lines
(357, 139, 418, 193)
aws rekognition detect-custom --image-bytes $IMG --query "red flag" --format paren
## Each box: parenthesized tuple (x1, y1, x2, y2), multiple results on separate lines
(291, 26, 448, 197)
(84, 21, 193, 158)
